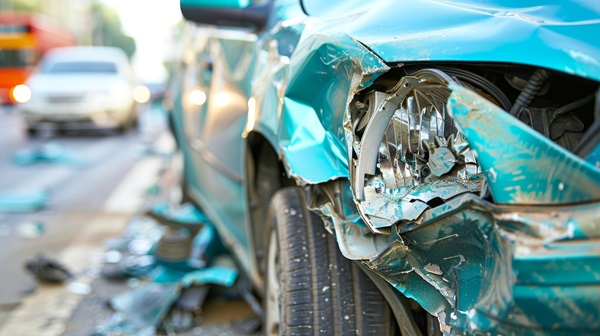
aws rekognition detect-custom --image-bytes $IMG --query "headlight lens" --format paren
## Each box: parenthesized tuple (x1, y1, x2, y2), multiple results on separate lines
(10, 84, 31, 103)
(133, 85, 151, 104)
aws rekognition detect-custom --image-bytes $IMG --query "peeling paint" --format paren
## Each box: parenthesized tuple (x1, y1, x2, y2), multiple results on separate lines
(447, 84, 600, 205)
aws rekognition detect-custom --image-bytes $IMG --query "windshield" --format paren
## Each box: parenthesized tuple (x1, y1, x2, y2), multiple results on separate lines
(42, 61, 118, 74)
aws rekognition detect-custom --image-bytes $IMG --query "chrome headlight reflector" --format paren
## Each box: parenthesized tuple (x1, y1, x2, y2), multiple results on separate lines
(350, 69, 485, 232)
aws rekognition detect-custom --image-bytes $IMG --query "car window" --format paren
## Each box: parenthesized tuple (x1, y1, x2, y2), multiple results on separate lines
(42, 61, 118, 74)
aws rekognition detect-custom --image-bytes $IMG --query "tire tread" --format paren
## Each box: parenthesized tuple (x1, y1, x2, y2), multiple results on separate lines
(270, 187, 393, 336)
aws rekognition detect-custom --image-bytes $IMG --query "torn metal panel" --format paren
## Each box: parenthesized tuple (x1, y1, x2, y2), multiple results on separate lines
(322, 188, 600, 334)
(325, 64, 600, 333)
(251, 26, 389, 184)
(447, 84, 600, 204)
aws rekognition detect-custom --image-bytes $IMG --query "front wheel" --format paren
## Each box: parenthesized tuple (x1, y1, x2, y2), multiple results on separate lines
(264, 187, 395, 336)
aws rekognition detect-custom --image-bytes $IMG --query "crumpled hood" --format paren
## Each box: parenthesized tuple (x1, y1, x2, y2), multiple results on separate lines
(305, 0, 600, 82)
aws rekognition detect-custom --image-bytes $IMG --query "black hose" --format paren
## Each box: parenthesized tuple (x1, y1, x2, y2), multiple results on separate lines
(554, 93, 595, 115)
(439, 67, 513, 111)
(509, 69, 551, 116)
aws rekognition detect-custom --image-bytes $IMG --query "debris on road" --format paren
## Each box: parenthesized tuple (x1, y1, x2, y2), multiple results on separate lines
(12, 142, 87, 167)
(143, 184, 161, 197)
(16, 221, 45, 239)
(0, 190, 49, 212)
(67, 282, 93, 295)
(93, 203, 244, 335)
(24, 254, 73, 283)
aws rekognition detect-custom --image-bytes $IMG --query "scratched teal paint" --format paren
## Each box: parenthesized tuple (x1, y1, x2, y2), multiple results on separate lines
(447, 84, 600, 204)
(586, 143, 600, 167)
(363, 194, 600, 333)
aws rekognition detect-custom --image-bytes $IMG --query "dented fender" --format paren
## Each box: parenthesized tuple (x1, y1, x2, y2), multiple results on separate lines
(249, 21, 389, 184)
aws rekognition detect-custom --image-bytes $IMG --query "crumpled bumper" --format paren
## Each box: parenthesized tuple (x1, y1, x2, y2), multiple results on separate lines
(323, 83, 600, 335)
(365, 194, 600, 334)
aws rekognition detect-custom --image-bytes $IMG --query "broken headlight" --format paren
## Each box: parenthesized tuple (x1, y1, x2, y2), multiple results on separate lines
(350, 69, 490, 232)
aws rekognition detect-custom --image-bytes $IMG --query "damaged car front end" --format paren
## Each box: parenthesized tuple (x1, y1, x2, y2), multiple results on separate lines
(331, 69, 600, 334)
(300, 1, 600, 334)
(176, 0, 600, 334)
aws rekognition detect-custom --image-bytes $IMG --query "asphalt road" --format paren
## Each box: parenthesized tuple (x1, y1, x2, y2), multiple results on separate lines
(0, 104, 168, 323)
(0, 105, 257, 336)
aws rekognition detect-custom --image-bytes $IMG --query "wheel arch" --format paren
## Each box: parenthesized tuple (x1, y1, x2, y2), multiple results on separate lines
(244, 130, 292, 292)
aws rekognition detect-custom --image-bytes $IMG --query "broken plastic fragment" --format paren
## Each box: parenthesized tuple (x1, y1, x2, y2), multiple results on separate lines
(424, 263, 443, 275)
(16, 221, 45, 239)
(180, 266, 238, 288)
(111, 282, 179, 324)
(25, 254, 73, 283)
(0, 190, 49, 212)
(12, 142, 87, 167)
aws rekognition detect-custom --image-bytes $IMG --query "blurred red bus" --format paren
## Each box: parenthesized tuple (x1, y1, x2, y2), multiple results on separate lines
(0, 13, 74, 104)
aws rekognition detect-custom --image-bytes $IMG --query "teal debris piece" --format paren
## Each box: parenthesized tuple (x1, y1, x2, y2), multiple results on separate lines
(91, 313, 156, 336)
(109, 282, 179, 330)
(144, 184, 162, 197)
(0, 190, 49, 212)
(149, 202, 208, 225)
(180, 266, 238, 288)
(12, 142, 87, 167)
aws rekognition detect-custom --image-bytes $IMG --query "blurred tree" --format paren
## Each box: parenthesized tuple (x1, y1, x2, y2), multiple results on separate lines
(0, 0, 42, 11)
(91, 1, 136, 58)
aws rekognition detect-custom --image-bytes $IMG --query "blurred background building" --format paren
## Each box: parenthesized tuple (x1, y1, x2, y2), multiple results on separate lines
(0, 0, 135, 57)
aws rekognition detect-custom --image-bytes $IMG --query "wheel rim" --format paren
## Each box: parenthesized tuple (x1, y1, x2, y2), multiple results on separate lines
(265, 230, 281, 336)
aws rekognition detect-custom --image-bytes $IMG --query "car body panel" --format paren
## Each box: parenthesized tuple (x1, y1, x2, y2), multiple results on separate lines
(303, 0, 600, 81)
(448, 84, 600, 204)
(255, 0, 600, 186)
(176, 29, 257, 274)
(250, 29, 389, 184)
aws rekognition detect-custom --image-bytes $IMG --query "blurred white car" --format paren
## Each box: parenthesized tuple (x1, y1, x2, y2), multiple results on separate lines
(18, 46, 138, 134)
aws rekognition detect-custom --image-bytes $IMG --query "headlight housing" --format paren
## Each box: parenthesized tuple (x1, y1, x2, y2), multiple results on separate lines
(349, 69, 485, 232)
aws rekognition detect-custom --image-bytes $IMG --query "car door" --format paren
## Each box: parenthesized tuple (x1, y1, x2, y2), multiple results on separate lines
(181, 27, 257, 267)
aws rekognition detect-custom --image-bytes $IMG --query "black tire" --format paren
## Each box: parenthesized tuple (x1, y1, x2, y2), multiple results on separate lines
(265, 187, 394, 336)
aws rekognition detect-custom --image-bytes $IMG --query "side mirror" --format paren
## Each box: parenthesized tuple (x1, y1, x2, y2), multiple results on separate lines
(180, 0, 272, 32)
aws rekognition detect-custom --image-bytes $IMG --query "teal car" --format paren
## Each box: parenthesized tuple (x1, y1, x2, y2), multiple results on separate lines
(172, 0, 600, 334)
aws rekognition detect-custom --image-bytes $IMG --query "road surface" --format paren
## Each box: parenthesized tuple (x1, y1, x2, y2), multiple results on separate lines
(0, 105, 256, 335)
